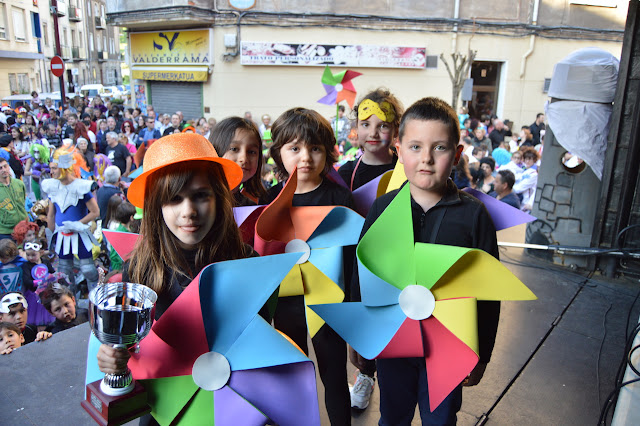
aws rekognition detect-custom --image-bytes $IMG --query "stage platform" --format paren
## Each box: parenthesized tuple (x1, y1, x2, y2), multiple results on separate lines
(1, 226, 639, 425)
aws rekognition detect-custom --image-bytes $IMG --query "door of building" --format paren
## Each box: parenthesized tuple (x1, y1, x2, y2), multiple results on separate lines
(149, 81, 203, 121)
(470, 61, 502, 119)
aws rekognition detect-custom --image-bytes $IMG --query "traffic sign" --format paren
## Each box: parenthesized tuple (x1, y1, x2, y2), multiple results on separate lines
(51, 55, 64, 78)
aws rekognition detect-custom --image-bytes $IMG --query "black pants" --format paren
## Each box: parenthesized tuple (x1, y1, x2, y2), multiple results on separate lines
(274, 295, 351, 426)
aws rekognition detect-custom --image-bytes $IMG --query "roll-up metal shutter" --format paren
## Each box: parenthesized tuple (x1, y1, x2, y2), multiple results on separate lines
(149, 81, 203, 121)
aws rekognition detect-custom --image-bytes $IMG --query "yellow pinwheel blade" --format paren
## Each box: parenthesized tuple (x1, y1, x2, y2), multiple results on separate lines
(431, 250, 537, 301)
(432, 298, 479, 355)
(279, 264, 305, 297)
(385, 161, 407, 193)
(300, 261, 345, 338)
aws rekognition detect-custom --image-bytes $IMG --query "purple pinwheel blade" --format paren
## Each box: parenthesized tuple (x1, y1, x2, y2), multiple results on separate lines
(228, 361, 321, 426)
(318, 88, 338, 105)
(214, 386, 269, 426)
(462, 188, 536, 230)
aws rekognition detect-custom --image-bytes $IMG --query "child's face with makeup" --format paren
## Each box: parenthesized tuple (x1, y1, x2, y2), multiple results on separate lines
(25, 249, 41, 263)
(357, 115, 394, 157)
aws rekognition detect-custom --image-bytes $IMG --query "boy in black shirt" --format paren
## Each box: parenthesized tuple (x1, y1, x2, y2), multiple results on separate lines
(354, 97, 500, 424)
(259, 107, 353, 425)
(41, 284, 87, 334)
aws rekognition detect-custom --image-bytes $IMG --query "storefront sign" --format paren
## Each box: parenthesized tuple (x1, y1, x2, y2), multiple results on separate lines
(131, 67, 209, 82)
(130, 30, 211, 66)
(241, 42, 426, 69)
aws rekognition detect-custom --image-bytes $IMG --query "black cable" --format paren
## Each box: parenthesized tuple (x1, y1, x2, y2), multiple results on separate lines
(597, 303, 613, 411)
(616, 224, 640, 249)
(625, 288, 640, 340)
(602, 323, 640, 425)
(598, 378, 640, 425)
(628, 344, 640, 378)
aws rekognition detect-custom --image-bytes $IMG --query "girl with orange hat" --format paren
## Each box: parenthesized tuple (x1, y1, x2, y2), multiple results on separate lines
(96, 132, 252, 375)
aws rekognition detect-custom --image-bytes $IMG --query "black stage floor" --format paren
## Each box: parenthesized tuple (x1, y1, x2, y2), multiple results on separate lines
(2, 233, 639, 425)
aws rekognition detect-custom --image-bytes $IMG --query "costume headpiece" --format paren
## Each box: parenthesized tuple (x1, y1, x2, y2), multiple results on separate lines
(358, 99, 396, 123)
(0, 293, 28, 313)
(56, 153, 75, 169)
(127, 133, 243, 208)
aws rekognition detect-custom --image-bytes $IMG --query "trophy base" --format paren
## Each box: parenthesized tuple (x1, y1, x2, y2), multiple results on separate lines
(82, 379, 151, 426)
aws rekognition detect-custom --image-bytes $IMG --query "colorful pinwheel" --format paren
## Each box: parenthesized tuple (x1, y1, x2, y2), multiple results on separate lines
(309, 184, 536, 411)
(317, 65, 361, 108)
(86, 253, 320, 425)
(254, 169, 364, 337)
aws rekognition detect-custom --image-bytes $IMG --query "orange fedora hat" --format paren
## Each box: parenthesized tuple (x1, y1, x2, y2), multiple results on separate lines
(127, 133, 242, 208)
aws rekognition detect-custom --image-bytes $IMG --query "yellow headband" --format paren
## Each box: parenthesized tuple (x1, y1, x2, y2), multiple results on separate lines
(358, 99, 396, 123)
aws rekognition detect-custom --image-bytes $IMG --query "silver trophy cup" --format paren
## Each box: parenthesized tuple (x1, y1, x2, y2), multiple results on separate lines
(89, 282, 158, 397)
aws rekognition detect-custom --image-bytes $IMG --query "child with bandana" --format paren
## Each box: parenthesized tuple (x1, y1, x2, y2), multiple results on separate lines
(338, 89, 403, 191)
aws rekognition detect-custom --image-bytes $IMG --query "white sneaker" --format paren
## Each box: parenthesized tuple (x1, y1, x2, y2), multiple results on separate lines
(350, 372, 375, 409)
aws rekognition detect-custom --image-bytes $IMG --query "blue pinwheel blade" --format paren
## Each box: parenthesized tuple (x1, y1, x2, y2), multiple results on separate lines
(308, 302, 406, 360)
(358, 258, 402, 307)
(306, 207, 364, 248)
(200, 253, 301, 354)
(85, 333, 103, 387)
(224, 316, 309, 371)
(308, 246, 344, 290)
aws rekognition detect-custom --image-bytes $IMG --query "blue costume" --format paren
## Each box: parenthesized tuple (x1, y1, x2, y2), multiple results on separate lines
(41, 177, 99, 294)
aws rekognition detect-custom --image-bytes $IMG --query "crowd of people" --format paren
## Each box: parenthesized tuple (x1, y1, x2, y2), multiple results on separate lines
(0, 88, 545, 425)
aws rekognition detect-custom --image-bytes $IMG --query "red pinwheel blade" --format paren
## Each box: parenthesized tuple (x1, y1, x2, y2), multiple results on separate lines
(342, 70, 362, 82)
(421, 318, 479, 412)
(228, 361, 320, 426)
(377, 318, 424, 358)
(129, 277, 209, 380)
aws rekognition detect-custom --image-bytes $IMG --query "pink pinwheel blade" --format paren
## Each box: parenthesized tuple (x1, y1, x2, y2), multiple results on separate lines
(103, 230, 139, 261)
(214, 386, 268, 426)
(341, 80, 356, 92)
(130, 276, 210, 380)
(421, 317, 478, 412)
(228, 362, 320, 426)
(377, 318, 424, 358)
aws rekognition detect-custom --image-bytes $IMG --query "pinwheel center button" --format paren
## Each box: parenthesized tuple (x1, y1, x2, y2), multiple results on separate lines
(192, 351, 231, 391)
(285, 239, 311, 264)
(398, 285, 436, 320)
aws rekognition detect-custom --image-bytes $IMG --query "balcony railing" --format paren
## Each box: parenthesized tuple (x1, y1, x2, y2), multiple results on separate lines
(95, 17, 106, 29)
(68, 6, 81, 21)
(61, 45, 72, 59)
(50, 0, 66, 16)
(72, 46, 86, 60)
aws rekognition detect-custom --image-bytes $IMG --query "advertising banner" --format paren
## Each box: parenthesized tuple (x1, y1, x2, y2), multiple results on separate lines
(131, 30, 211, 66)
(241, 42, 426, 69)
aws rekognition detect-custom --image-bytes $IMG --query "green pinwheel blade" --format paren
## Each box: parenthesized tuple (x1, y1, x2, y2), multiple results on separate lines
(357, 184, 415, 290)
(178, 388, 214, 424)
(321, 65, 345, 86)
(140, 376, 199, 425)
(414, 243, 469, 290)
